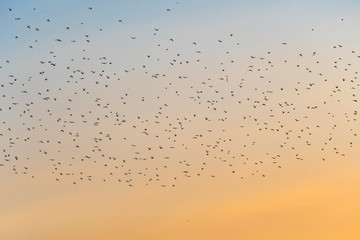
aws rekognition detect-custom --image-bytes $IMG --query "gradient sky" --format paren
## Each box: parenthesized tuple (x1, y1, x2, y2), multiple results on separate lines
(1, 0, 360, 239)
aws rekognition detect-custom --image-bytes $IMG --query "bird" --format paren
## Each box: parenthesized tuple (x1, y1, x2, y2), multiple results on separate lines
(0, 2, 357, 188)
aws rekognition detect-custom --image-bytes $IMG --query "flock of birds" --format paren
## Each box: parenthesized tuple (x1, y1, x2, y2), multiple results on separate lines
(1, 3, 359, 187)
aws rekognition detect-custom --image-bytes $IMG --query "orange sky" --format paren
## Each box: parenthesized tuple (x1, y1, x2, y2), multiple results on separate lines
(1, 155, 360, 240)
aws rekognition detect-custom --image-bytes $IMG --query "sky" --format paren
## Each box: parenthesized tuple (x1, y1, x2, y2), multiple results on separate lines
(1, 0, 360, 239)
